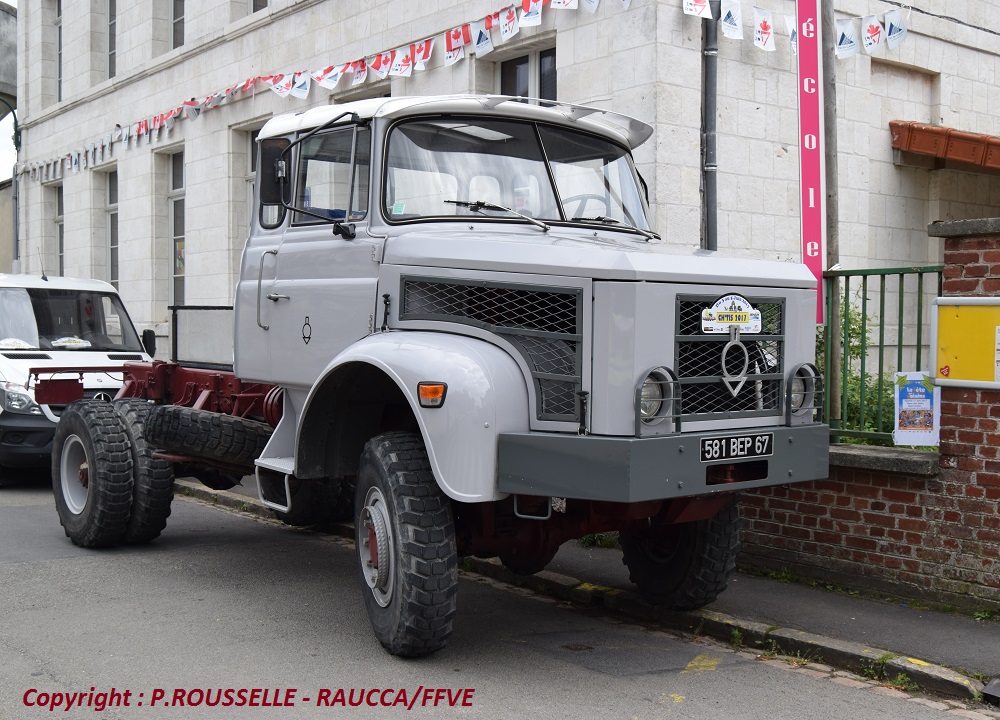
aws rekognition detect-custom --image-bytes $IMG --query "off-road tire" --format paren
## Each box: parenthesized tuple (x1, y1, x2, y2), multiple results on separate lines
(355, 432, 457, 658)
(113, 399, 174, 544)
(274, 477, 341, 527)
(52, 401, 133, 548)
(145, 406, 272, 469)
(620, 499, 740, 610)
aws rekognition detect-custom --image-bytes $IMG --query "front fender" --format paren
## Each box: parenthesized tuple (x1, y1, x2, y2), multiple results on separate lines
(300, 332, 530, 502)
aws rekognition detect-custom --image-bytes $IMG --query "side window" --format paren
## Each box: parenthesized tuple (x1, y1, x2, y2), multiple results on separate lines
(294, 126, 370, 224)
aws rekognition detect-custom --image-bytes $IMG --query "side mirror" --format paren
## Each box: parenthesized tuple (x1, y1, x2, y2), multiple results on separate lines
(259, 137, 292, 206)
(141, 328, 157, 358)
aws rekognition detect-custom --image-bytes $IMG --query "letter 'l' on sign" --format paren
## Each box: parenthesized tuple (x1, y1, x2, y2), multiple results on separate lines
(796, 1, 826, 324)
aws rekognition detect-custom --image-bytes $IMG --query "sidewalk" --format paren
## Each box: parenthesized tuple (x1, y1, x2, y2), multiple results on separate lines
(180, 478, 998, 701)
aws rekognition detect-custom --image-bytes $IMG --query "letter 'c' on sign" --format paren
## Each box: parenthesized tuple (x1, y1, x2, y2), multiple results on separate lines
(803, 77, 817, 94)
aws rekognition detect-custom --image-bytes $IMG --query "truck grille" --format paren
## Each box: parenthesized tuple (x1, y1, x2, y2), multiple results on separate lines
(675, 295, 785, 420)
(400, 277, 583, 421)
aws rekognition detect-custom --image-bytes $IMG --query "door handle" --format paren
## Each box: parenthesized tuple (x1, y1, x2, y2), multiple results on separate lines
(266, 293, 290, 301)
(257, 249, 278, 330)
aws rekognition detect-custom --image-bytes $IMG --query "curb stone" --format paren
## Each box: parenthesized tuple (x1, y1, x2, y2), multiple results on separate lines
(173, 478, 987, 701)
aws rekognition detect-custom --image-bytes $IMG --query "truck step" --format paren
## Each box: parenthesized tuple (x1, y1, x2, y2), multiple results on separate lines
(255, 456, 294, 474)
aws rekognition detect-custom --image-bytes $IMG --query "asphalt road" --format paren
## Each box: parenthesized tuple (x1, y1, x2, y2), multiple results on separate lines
(0, 471, 980, 720)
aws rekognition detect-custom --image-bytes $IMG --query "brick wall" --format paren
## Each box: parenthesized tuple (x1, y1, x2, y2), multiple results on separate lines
(738, 218, 1000, 612)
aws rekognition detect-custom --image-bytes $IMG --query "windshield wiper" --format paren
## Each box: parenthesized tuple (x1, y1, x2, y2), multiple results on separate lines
(572, 215, 659, 241)
(444, 200, 550, 232)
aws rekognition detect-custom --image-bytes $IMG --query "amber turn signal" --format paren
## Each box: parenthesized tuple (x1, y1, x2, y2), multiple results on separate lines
(417, 382, 447, 408)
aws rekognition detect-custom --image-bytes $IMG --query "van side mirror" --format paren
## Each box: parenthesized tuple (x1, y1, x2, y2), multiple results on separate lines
(259, 137, 292, 206)
(142, 328, 157, 357)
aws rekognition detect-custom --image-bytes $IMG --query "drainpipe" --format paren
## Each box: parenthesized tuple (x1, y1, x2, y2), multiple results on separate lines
(11, 163, 18, 274)
(702, 0, 720, 251)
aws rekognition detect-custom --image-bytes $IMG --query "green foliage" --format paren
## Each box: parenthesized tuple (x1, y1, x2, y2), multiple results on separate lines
(729, 628, 745, 650)
(818, 295, 897, 445)
(577, 532, 619, 549)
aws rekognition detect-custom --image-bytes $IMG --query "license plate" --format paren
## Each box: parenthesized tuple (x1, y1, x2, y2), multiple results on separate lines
(700, 433, 773, 462)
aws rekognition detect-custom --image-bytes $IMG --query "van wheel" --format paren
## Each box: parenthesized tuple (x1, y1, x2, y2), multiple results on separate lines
(52, 401, 133, 548)
(355, 432, 457, 657)
(113, 399, 174, 544)
(620, 499, 740, 610)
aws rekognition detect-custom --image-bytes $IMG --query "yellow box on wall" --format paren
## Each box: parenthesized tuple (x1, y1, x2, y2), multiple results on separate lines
(930, 297, 1000, 389)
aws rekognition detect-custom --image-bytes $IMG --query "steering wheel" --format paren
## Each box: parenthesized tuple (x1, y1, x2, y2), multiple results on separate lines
(562, 193, 610, 218)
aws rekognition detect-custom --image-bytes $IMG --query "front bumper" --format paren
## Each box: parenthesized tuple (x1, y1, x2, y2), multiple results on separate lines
(0, 410, 56, 468)
(497, 423, 829, 503)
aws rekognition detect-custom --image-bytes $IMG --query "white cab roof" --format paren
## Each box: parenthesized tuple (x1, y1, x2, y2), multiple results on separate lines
(0, 273, 118, 293)
(258, 95, 654, 150)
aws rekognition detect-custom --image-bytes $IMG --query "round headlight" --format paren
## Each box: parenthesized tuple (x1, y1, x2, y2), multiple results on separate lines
(640, 376, 664, 418)
(789, 366, 817, 413)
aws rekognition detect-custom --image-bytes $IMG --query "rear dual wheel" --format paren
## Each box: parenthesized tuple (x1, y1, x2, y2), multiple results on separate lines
(53, 400, 174, 547)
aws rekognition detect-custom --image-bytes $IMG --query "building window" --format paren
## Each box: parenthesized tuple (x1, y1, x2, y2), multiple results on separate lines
(500, 48, 557, 101)
(108, 0, 117, 78)
(169, 152, 185, 305)
(171, 0, 184, 49)
(55, 185, 65, 276)
(252, 0, 268, 11)
(107, 171, 119, 289)
(56, 0, 63, 101)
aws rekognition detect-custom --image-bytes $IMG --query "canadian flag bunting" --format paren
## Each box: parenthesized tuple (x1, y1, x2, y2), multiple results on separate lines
(411, 39, 434, 69)
(885, 9, 907, 49)
(471, 18, 495, 56)
(446, 24, 472, 52)
(720, 0, 742, 39)
(752, 7, 775, 52)
(45, 0, 931, 183)
(290, 73, 311, 99)
(369, 51, 395, 79)
(351, 60, 367, 85)
(388, 46, 413, 77)
(499, 6, 520, 41)
(520, 0, 543, 27)
(444, 44, 464, 67)
(784, 14, 797, 56)
(683, 0, 713, 20)
(835, 18, 859, 59)
(313, 64, 345, 89)
(862, 15, 884, 52)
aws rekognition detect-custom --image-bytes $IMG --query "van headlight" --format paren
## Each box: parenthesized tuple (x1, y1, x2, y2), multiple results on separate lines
(0, 382, 42, 415)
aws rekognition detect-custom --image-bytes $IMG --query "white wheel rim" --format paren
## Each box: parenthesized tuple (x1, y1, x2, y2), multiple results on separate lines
(359, 486, 394, 608)
(60, 434, 90, 515)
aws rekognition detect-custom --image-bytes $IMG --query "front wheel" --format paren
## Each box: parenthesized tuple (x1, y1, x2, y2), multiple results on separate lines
(52, 401, 134, 548)
(355, 432, 457, 658)
(620, 499, 740, 610)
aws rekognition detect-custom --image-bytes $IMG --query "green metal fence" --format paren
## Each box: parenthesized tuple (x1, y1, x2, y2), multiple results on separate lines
(822, 265, 944, 443)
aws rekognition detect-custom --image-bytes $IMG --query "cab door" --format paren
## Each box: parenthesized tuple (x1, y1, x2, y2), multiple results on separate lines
(266, 125, 378, 390)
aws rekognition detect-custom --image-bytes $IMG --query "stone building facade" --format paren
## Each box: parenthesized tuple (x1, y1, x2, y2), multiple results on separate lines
(12, 0, 1000, 341)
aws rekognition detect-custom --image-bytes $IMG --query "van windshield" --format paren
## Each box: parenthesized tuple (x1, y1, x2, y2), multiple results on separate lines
(0, 288, 144, 352)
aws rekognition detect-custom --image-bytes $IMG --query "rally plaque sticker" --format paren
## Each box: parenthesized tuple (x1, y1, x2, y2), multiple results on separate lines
(700, 294, 762, 335)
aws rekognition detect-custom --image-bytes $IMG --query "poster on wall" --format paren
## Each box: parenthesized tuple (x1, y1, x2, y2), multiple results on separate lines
(893, 372, 940, 447)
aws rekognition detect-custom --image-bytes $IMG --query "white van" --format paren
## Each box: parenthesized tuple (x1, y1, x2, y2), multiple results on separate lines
(0, 274, 152, 471)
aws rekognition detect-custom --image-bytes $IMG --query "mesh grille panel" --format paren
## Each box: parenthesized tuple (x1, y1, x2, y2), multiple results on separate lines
(402, 278, 583, 421)
(676, 296, 785, 419)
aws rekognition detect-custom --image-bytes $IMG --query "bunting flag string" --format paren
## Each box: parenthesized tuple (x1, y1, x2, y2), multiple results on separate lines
(16, 0, 911, 182)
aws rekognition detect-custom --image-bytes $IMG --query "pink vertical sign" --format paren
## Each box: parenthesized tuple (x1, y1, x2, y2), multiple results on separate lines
(796, 1, 826, 323)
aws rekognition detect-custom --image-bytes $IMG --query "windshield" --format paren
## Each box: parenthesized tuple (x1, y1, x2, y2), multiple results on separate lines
(383, 117, 650, 231)
(0, 288, 144, 352)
